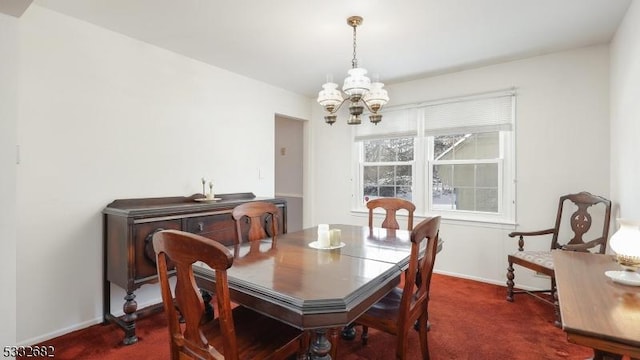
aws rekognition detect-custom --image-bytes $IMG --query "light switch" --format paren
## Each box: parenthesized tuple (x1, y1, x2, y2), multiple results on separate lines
(280, 147, 286, 156)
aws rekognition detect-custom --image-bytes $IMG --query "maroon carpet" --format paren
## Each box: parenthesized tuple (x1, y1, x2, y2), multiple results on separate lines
(27, 274, 597, 359)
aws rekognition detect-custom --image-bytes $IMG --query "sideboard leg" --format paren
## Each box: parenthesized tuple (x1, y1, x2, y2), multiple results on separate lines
(200, 289, 214, 322)
(122, 292, 138, 345)
(102, 280, 111, 325)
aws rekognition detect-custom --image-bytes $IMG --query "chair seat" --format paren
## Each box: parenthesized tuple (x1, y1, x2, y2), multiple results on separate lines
(357, 287, 403, 334)
(511, 250, 554, 270)
(202, 306, 303, 359)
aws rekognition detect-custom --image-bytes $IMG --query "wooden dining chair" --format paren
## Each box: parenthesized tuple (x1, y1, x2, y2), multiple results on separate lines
(355, 216, 441, 360)
(232, 201, 280, 245)
(367, 197, 416, 231)
(153, 229, 306, 360)
(342, 197, 418, 341)
(506, 191, 612, 327)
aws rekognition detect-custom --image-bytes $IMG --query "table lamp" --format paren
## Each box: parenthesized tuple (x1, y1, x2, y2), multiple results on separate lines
(607, 218, 640, 285)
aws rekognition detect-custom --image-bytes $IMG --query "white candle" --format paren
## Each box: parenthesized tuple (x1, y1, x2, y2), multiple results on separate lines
(317, 224, 330, 248)
(329, 229, 341, 247)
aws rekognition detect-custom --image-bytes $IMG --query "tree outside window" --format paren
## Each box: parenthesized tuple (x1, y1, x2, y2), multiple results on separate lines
(362, 138, 414, 201)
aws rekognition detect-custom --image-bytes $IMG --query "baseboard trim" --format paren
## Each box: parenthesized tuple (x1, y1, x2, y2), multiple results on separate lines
(433, 269, 544, 292)
(18, 317, 102, 346)
(18, 297, 164, 346)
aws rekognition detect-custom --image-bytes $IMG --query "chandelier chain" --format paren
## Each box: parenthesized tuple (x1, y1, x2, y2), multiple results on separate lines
(352, 23, 358, 69)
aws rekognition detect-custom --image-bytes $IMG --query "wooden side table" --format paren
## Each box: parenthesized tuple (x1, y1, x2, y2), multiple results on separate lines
(553, 250, 640, 360)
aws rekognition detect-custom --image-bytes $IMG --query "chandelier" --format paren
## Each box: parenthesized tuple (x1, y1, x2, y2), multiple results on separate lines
(317, 16, 389, 125)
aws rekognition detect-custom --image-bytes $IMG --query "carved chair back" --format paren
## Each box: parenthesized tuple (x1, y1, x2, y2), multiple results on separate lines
(549, 192, 612, 253)
(367, 198, 416, 230)
(232, 202, 279, 244)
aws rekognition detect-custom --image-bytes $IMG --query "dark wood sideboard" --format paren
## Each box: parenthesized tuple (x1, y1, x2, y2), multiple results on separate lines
(103, 193, 287, 345)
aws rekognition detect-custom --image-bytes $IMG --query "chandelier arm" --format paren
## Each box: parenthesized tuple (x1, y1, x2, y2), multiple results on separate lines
(327, 98, 349, 115)
(361, 99, 379, 114)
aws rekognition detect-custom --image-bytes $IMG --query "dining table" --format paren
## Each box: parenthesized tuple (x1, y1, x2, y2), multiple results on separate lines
(192, 223, 430, 360)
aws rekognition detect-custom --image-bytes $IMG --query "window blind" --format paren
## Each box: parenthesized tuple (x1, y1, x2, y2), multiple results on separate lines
(422, 93, 514, 136)
(353, 108, 418, 141)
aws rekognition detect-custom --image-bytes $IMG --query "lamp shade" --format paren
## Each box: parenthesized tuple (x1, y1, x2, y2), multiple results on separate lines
(317, 82, 344, 109)
(343, 68, 371, 97)
(363, 82, 389, 110)
(610, 218, 640, 268)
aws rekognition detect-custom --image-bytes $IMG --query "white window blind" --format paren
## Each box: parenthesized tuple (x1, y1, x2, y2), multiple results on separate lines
(422, 92, 515, 136)
(353, 108, 418, 141)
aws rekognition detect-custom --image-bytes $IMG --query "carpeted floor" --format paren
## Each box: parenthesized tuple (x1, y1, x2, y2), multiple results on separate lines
(26, 274, 598, 359)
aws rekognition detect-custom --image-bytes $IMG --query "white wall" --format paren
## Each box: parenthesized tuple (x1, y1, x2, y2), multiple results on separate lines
(0, 12, 18, 349)
(17, 5, 310, 344)
(309, 45, 611, 288)
(610, 1, 640, 221)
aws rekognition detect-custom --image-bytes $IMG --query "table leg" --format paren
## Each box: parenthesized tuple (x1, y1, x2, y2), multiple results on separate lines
(340, 323, 356, 340)
(310, 328, 332, 360)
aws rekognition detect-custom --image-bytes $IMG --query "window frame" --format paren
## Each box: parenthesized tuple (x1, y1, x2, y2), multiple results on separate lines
(351, 91, 516, 225)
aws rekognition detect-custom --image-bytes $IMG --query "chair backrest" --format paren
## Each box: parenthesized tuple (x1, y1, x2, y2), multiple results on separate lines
(153, 230, 237, 360)
(550, 191, 612, 253)
(367, 198, 416, 230)
(232, 202, 279, 244)
(399, 216, 441, 329)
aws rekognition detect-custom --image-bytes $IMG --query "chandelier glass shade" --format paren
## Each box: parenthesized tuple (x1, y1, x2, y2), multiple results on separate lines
(317, 16, 389, 125)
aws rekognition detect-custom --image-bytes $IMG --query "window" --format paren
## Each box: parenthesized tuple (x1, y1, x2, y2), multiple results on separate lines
(354, 90, 516, 224)
(430, 132, 501, 213)
(362, 138, 414, 201)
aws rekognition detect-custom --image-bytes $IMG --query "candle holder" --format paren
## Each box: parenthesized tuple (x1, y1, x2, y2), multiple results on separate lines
(208, 181, 214, 200)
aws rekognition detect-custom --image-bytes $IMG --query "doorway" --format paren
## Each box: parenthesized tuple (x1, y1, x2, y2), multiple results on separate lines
(275, 115, 304, 232)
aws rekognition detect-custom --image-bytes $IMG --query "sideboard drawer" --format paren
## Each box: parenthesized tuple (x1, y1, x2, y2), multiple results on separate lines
(185, 213, 236, 246)
(134, 219, 182, 281)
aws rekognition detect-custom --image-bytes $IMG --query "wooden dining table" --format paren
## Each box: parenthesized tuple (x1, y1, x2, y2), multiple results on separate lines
(192, 224, 423, 360)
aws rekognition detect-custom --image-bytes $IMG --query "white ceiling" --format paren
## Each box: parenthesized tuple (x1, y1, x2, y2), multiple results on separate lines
(30, 0, 632, 97)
